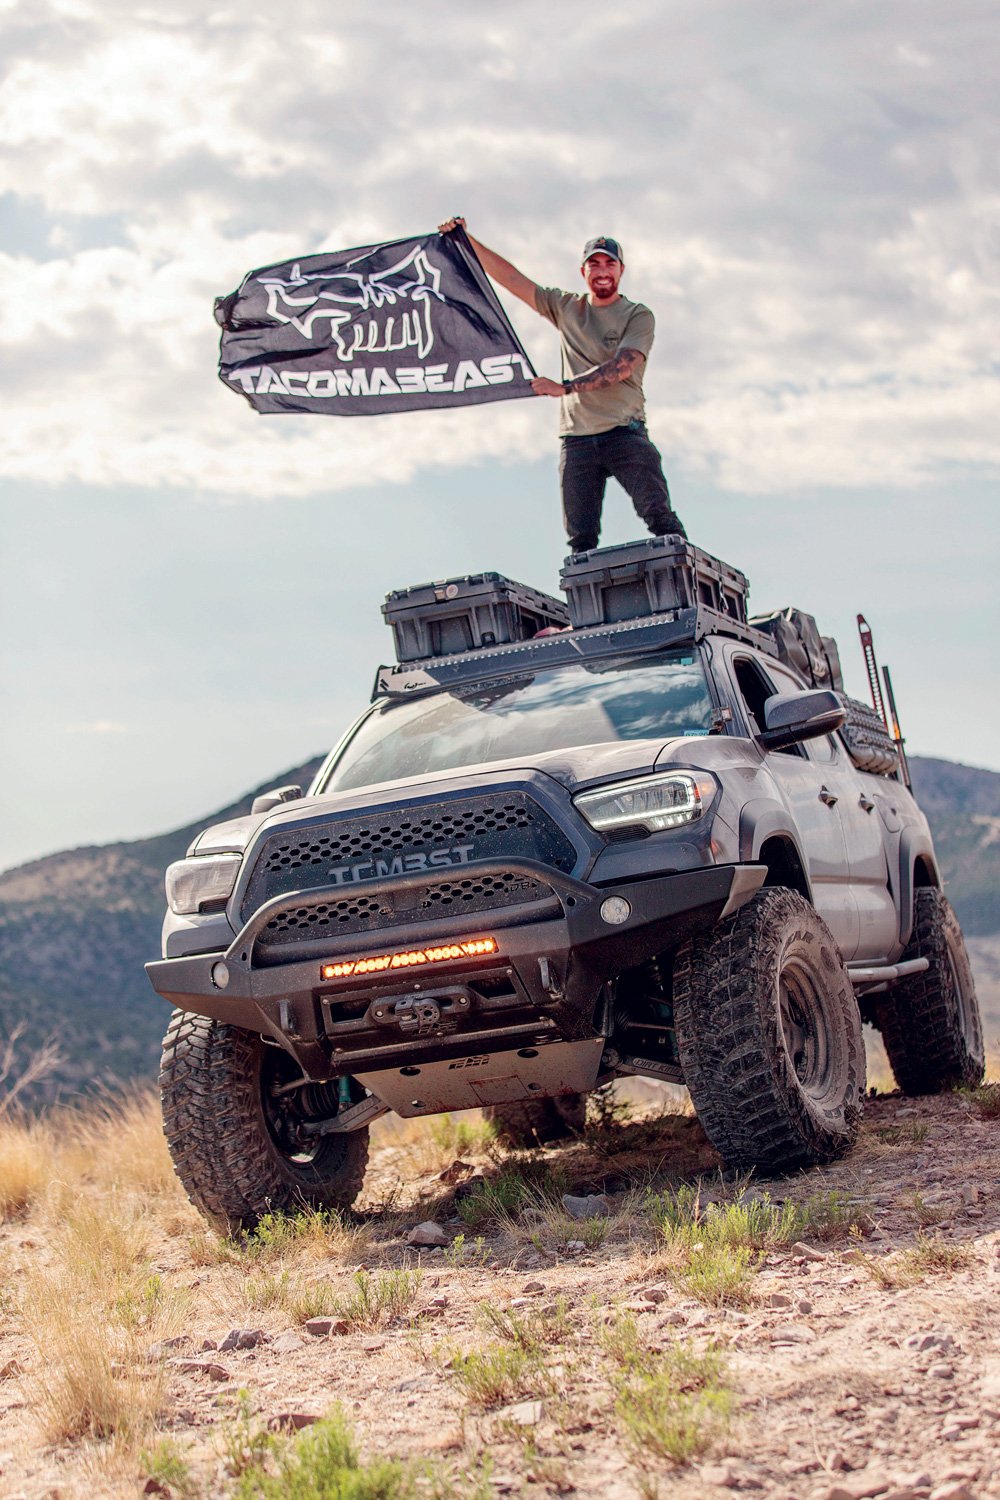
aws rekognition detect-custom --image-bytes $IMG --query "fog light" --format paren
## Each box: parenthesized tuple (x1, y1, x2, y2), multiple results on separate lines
(211, 961, 230, 990)
(600, 896, 632, 925)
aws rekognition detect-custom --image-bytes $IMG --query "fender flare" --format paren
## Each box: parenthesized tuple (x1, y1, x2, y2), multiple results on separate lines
(897, 827, 942, 947)
(738, 799, 814, 904)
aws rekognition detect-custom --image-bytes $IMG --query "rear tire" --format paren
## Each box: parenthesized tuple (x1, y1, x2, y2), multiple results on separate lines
(673, 887, 864, 1172)
(160, 1010, 368, 1234)
(875, 890, 984, 1094)
(484, 1094, 586, 1148)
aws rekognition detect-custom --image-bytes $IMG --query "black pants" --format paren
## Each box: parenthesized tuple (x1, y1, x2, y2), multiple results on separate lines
(559, 421, 686, 553)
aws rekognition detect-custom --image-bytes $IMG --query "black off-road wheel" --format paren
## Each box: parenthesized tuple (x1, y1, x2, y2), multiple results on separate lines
(673, 887, 864, 1172)
(875, 889, 984, 1095)
(484, 1094, 587, 1149)
(160, 1010, 369, 1234)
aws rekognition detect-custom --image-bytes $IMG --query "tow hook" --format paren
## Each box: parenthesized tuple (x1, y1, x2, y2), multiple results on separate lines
(538, 956, 564, 1002)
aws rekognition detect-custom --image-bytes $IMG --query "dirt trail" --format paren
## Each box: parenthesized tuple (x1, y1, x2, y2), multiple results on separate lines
(0, 1089, 998, 1500)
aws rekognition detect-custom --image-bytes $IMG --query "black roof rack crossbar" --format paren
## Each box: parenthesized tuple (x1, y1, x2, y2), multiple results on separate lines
(372, 605, 776, 700)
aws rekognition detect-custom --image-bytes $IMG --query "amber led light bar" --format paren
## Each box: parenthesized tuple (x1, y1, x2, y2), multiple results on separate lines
(320, 936, 499, 982)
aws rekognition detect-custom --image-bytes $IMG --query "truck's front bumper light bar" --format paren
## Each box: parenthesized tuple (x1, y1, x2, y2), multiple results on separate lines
(573, 771, 717, 836)
(165, 853, 242, 915)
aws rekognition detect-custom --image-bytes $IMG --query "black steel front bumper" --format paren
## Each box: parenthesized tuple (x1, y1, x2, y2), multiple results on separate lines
(145, 860, 765, 1079)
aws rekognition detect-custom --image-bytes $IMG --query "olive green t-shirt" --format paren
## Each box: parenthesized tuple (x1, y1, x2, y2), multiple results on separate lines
(534, 286, 655, 436)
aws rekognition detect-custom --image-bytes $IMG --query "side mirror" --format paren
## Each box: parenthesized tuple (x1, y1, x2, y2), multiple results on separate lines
(758, 690, 846, 750)
(251, 784, 304, 816)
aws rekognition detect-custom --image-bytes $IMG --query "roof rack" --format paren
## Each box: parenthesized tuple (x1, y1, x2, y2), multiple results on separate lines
(372, 603, 775, 699)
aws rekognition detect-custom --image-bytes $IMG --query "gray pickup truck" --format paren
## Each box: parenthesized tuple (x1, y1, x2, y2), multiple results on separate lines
(146, 539, 983, 1232)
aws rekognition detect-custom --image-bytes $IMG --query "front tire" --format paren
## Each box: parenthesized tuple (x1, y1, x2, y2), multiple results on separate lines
(875, 889, 984, 1094)
(673, 887, 864, 1172)
(160, 1010, 369, 1233)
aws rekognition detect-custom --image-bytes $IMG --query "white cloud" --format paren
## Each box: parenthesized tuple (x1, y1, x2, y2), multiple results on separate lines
(0, 0, 996, 498)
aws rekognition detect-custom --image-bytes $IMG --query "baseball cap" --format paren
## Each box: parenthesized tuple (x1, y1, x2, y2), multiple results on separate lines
(582, 236, 624, 265)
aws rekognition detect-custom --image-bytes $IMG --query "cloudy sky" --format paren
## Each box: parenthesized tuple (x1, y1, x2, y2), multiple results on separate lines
(1, 0, 998, 871)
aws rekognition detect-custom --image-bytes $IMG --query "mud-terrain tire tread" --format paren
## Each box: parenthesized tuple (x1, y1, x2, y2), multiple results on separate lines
(875, 889, 984, 1095)
(160, 1010, 255, 1230)
(484, 1094, 586, 1148)
(672, 887, 864, 1172)
(160, 1009, 368, 1233)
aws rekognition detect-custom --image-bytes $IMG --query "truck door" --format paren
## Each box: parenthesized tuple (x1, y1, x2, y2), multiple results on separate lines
(803, 733, 897, 960)
(724, 647, 859, 956)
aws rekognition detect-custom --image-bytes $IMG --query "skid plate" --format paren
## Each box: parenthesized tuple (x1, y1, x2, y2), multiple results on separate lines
(356, 1037, 604, 1116)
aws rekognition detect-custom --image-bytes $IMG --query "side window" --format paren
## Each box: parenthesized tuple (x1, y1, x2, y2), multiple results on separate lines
(765, 659, 838, 764)
(731, 655, 805, 758)
(732, 657, 771, 734)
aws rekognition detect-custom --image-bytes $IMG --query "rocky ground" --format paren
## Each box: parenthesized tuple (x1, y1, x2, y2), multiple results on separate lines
(0, 1080, 998, 1500)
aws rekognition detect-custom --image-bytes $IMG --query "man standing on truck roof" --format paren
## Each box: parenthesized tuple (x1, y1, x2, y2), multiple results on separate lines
(438, 217, 686, 555)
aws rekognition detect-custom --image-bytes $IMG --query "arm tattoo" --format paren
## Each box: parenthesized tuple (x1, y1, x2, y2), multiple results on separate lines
(567, 348, 645, 393)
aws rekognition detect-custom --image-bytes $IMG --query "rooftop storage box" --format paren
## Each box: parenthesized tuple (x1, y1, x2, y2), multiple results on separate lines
(560, 537, 748, 628)
(383, 573, 569, 663)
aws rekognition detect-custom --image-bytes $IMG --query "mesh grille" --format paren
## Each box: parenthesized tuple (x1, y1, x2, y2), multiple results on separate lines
(242, 792, 577, 922)
(260, 870, 553, 947)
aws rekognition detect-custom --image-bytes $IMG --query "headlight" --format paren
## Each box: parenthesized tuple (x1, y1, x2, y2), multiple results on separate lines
(165, 853, 242, 915)
(573, 771, 717, 835)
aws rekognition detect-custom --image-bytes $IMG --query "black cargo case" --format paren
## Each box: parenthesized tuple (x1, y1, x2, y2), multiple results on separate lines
(383, 573, 568, 663)
(749, 607, 844, 692)
(560, 537, 749, 628)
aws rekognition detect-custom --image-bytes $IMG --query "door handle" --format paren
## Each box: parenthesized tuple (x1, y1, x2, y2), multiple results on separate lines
(819, 786, 838, 807)
(859, 794, 875, 813)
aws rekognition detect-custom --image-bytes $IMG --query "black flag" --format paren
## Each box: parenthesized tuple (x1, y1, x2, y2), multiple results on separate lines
(214, 228, 536, 417)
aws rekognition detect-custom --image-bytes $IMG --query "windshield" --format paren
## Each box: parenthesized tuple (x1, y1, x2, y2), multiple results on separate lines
(321, 651, 713, 794)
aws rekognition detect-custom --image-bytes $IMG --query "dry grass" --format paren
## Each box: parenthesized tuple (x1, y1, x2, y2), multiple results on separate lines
(0, 1114, 52, 1220)
(0, 1084, 181, 1225)
(21, 1198, 187, 1447)
(859, 1234, 973, 1289)
(0, 1087, 191, 1473)
(450, 1341, 545, 1408)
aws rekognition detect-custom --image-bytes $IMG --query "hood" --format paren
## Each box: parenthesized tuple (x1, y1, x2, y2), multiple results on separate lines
(188, 736, 714, 855)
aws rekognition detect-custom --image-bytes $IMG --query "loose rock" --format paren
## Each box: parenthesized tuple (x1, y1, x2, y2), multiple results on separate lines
(218, 1328, 266, 1352)
(406, 1220, 450, 1247)
(561, 1193, 612, 1220)
(438, 1158, 475, 1184)
(495, 1399, 543, 1426)
(271, 1332, 306, 1354)
(167, 1359, 230, 1381)
(770, 1323, 817, 1344)
(700, 1462, 738, 1487)
(268, 1412, 320, 1433)
(304, 1317, 348, 1337)
(790, 1241, 827, 1261)
(820, 1473, 891, 1500)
